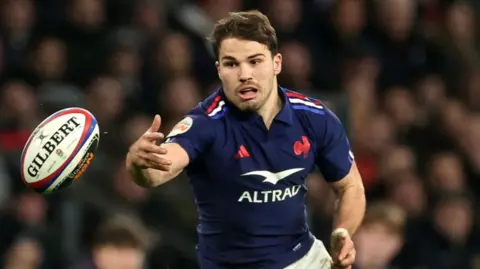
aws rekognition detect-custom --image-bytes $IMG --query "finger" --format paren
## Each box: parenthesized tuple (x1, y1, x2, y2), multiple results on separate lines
(138, 152, 170, 165)
(148, 114, 162, 132)
(331, 237, 345, 260)
(139, 152, 172, 166)
(148, 162, 171, 172)
(141, 159, 171, 171)
(332, 236, 345, 251)
(133, 159, 161, 170)
(143, 132, 165, 142)
(132, 159, 150, 169)
(139, 161, 170, 171)
(140, 143, 168, 155)
(337, 240, 353, 261)
(340, 258, 355, 267)
(339, 251, 356, 267)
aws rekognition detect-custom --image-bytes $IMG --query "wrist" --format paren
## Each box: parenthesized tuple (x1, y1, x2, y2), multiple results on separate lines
(332, 228, 350, 238)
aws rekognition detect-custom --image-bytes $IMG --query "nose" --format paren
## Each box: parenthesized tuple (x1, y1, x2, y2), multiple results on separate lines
(238, 63, 252, 83)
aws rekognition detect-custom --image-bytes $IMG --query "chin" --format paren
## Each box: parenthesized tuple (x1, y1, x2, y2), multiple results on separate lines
(236, 100, 261, 112)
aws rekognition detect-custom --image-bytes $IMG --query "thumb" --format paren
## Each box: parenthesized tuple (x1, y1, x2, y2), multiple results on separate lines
(331, 236, 345, 252)
(331, 228, 349, 249)
(148, 114, 161, 132)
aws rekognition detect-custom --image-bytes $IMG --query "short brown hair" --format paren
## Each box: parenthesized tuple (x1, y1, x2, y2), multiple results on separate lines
(93, 216, 150, 250)
(207, 10, 278, 58)
(362, 201, 406, 235)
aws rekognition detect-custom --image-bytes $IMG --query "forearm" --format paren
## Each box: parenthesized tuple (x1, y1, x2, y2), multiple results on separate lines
(332, 184, 366, 235)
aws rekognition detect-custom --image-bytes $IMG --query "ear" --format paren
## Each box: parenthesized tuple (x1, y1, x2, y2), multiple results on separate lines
(215, 61, 222, 80)
(273, 53, 282, 75)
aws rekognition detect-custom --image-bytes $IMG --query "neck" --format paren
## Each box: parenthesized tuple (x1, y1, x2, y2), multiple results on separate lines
(257, 82, 282, 128)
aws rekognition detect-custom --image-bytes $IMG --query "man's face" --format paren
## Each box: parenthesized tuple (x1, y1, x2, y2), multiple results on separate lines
(216, 38, 282, 111)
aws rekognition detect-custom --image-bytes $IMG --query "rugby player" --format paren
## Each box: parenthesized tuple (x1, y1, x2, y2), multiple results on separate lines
(126, 10, 366, 269)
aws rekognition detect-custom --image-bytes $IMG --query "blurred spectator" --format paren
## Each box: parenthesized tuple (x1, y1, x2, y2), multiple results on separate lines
(160, 76, 202, 128)
(386, 171, 427, 219)
(61, 0, 107, 86)
(25, 36, 85, 113)
(354, 201, 406, 269)
(308, 0, 370, 91)
(379, 146, 416, 180)
(0, 0, 36, 74)
(106, 43, 142, 96)
(0, 81, 42, 130)
(415, 75, 447, 117)
(427, 152, 466, 194)
(440, 99, 469, 141)
(29, 37, 68, 84)
(383, 87, 420, 131)
(372, 0, 444, 90)
(278, 41, 314, 92)
(3, 236, 44, 269)
(132, 0, 167, 40)
(72, 215, 151, 269)
(262, 0, 304, 40)
(439, 1, 480, 90)
(158, 33, 194, 79)
(411, 194, 476, 269)
(85, 76, 125, 126)
(0, 191, 64, 268)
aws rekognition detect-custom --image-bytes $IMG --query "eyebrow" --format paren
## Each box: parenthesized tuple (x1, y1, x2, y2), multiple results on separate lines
(221, 53, 265, 61)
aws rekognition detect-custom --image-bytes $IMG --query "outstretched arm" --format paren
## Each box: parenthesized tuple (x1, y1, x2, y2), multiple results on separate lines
(126, 142, 189, 188)
(125, 115, 190, 188)
(126, 113, 214, 188)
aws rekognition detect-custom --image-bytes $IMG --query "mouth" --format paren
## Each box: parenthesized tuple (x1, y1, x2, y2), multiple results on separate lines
(238, 87, 258, 100)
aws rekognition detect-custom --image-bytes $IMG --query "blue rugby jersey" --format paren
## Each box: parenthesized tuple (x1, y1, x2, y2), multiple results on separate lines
(165, 87, 354, 269)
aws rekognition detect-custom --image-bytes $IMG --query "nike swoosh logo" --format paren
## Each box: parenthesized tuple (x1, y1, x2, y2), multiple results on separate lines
(241, 168, 304, 185)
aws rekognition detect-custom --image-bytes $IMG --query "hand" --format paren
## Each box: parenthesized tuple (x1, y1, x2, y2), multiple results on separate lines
(127, 115, 172, 171)
(331, 228, 356, 269)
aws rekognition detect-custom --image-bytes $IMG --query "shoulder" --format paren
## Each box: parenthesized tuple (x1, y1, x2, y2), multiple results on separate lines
(196, 90, 228, 120)
(284, 89, 344, 135)
(284, 89, 328, 119)
(178, 91, 226, 125)
(168, 91, 226, 138)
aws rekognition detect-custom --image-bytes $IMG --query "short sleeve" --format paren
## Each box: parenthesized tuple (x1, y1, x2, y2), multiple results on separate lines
(314, 107, 354, 182)
(163, 114, 215, 162)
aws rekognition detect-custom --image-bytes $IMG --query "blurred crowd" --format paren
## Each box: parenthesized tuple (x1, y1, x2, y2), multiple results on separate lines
(0, 0, 480, 268)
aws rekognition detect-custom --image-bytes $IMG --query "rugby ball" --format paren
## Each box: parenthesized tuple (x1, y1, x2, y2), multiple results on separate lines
(20, 107, 100, 194)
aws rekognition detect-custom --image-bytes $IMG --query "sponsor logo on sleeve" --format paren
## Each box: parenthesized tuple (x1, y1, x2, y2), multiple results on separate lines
(167, 117, 193, 138)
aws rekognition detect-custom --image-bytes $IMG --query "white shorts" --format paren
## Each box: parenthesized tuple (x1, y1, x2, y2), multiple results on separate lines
(284, 239, 333, 269)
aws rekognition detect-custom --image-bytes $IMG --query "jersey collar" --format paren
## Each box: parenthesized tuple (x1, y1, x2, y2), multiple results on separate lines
(276, 87, 294, 125)
(219, 87, 294, 125)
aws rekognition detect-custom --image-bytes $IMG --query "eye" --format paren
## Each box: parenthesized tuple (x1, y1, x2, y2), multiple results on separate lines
(223, 62, 238, 67)
(250, 59, 262, 65)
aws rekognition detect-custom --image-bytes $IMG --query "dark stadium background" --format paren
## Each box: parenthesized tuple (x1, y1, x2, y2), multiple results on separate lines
(1, 0, 480, 268)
